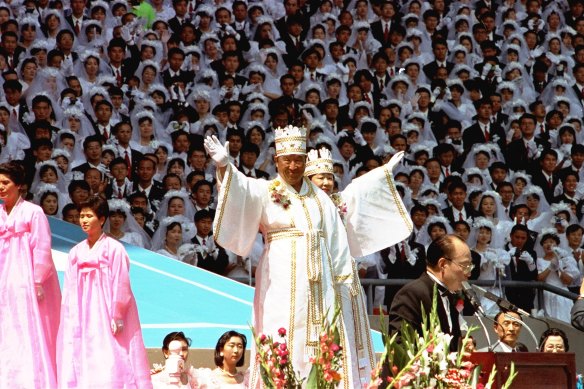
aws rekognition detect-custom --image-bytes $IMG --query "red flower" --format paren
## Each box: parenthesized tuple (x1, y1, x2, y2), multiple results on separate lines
(278, 327, 287, 337)
(330, 343, 340, 353)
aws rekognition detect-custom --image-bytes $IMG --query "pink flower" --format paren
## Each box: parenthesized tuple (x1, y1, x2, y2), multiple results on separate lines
(330, 343, 340, 353)
(278, 327, 287, 337)
(258, 334, 267, 343)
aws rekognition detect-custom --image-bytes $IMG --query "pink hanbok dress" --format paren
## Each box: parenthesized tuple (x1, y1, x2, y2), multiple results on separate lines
(0, 198, 61, 388)
(56, 234, 152, 389)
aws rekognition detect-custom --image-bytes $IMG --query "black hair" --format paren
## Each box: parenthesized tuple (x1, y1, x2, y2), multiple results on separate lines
(214, 330, 247, 367)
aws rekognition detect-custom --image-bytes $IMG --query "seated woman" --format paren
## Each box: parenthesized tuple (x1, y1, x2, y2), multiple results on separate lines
(151, 331, 195, 388)
(191, 331, 248, 388)
(539, 327, 569, 353)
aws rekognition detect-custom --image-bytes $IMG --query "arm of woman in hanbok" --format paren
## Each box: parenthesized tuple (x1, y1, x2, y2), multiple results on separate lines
(29, 205, 56, 296)
(341, 152, 412, 258)
(205, 136, 267, 256)
(108, 241, 133, 333)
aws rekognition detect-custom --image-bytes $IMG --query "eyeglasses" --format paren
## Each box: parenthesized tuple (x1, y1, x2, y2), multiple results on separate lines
(444, 256, 475, 273)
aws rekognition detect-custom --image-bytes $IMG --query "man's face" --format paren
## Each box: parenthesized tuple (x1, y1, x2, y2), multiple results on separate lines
(411, 210, 427, 228)
(137, 160, 155, 181)
(280, 78, 295, 95)
(189, 150, 206, 170)
(233, 3, 247, 21)
(115, 124, 132, 144)
(195, 217, 213, 236)
(228, 136, 242, 155)
(440, 238, 472, 291)
(173, 134, 190, 153)
(241, 151, 257, 168)
(95, 104, 112, 123)
(284, 0, 299, 16)
(568, 228, 584, 248)
(324, 103, 339, 120)
(33, 102, 51, 120)
(4, 88, 21, 106)
(540, 154, 557, 173)
(494, 311, 522, 348)
(216, 9, 231, 25)
(272, 113, 289, 129)
(195, 185, 212, 207)
(498, 185, 514, 205)
(448, 187, 466, 209)
(275, 154, 305, 188)
(510, 230, 528, 249)
(108, 46, 124, 64)
(223, 56, 240, 73)
(71, 0, 86, 15)
(64, 208, 80, 225)
(85, 141, 102, 161)
(111, 163, 128, 181)
(520, 118, 536, 137)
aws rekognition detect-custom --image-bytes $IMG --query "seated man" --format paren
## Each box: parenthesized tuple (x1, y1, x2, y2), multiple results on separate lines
(191, 209, 229, 275)
(482, 310, 528, 352)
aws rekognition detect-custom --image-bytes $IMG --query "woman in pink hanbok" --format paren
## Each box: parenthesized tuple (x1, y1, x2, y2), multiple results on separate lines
(56, 196, 152, 389)
(0, 161, 61, 388)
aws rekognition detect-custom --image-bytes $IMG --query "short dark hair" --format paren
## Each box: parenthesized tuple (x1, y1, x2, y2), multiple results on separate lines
(162, 331, 191, 354)
(214, 330, 247, 367)
(0, 161, 26, 185)
(194, 209, 213, 222)
(192, 179, 212, 193)
(77, 195, 109, 220)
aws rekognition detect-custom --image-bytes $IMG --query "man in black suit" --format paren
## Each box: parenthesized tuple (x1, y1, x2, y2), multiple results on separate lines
(558, 144, 584, 181)
(106, 38, 140, 87)
(161, 47, 194, 88)
(531, 149, 561, 203)
(92, 100, 116, 143)
(132, 157, 165, 211)
(112, 121, 143, 179)
(275, 0, 310, 40)
(72, 135, 103, 174)
(422, 39, 453, 81)
(463, 98, 506, 156)
(192, 210, 229, 275)
(387, 234, 472, 352)
(2, 79, 29, 130)
(489, 93, 509, 127)
(504, 224, 538, 313)
(370, 1, 399, 47)
(167, 0, 190, 34)
(65, 0, 88, 35)
(442, 182, 479, 227)
(239, 142, 270, 179)
(0, 31, 25, 70)
(504, 113, 550, 174)
(279, 15, 306, 68)
(371, 52, 391, 96)
(381, 239, 426, 309)
(268, 75, 304, 120)
(573, 63, 584, 110)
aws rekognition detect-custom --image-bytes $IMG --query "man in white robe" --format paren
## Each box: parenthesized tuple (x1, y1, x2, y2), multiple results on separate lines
(204, 127, 364, 388)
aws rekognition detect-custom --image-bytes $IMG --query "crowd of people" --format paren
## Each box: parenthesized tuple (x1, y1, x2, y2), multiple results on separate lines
(0, 0, 583, 332)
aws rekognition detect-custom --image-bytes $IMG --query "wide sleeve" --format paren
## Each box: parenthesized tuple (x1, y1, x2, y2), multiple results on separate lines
(323, 194, 355, 285)
(108, 240, 133, 321)
(28, 204, 55, 284)
(341, 164, 413, 258)
(213, 163, 268, 256)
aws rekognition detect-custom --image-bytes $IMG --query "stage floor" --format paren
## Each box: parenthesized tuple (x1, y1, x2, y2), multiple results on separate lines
(49, 217, 383, 351)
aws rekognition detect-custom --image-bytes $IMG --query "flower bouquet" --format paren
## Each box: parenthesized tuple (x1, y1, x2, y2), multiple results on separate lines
(253, 307, 344, 388)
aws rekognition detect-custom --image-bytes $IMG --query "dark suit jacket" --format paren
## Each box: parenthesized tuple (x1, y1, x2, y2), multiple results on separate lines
(370, 20, 396, 47)
(65, 15, 89, 34)
(531, 171, 560, 203)
(168, 16, 188, 35)
(381, 241, 426, 307)
(191, 236, 229, 275)
(279, 35, 305, 68)
(505, 244, 538, 312)
(131, 181, 165, 209)
(388, 272, 462, 351)
(442, 204, 479, 227)
(504, 138, 550, 174)
(462, 122, 506, 155)
(422, 60, 454, 81)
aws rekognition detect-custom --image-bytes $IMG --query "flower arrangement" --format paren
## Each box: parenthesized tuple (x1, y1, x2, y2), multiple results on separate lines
(368, 287, 517, 389)
(253, 308, 343, 388)
(269, 179, 292, 209)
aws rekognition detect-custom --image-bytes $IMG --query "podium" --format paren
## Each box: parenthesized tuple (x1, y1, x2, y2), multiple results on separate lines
(469, 352, 577, 389)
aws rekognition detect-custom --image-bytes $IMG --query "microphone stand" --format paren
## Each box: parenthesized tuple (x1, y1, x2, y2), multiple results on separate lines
(461, 281, 493, 350)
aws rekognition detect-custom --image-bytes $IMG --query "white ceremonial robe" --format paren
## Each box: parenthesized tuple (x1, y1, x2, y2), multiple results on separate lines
(333, 163, 413, 386)
(214, 164, 358, 388)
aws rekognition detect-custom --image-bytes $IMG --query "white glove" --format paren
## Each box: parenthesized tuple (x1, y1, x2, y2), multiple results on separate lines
(549, 256, 560, 271)
(385, 150, 404, 172)
(302, 109, 313, 123)
(178, 243, 198, 265)
(204, 135, 230, 167)
(519, 251, 534, 264)
(349, 162, 363, 178)
(443, 87, 452, 101)
(335, 129, 350, 141)
(353, 129, 366, 146)
(111, 318, 124, 335)
(552, 246, 569, 259)
(481, 63, 492, 78)
(484, 250, 498, 264)
(432, 87, 441, 98)
(121, 25, 132, 43)
(493, 66, 502, 78)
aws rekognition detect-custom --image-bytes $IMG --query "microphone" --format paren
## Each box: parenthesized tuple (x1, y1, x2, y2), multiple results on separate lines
(461, 281, 485, 316)
(472, 284, 531, 317)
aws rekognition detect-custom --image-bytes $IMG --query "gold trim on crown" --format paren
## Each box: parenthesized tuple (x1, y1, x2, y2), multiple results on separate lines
(304, 147, 334, 176)
(275, 125, 307, 156)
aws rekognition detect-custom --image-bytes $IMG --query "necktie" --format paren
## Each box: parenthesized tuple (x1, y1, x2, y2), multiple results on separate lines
(364, 94, 371, 104)
(389, 67, 394, 77)
(124, 151, 131, 177)
(445, 167, 450, 177)
(540, 124, 544, 134)
(311, 72, 315, 81)
(202, 238, 206, 245)
(118, 187, 123, 199)
(75, 20, 80, 35)
(12, 108, 17, 119)
(8, 56, 12, 68)
(384, 23, 390, 41)
(581, 87, 584, 97)
(379, 78, 384, 91)
(116, 69, 122, 87)
(103, 128, 109, 140)
(400, 242, 407, 262)
(548, 176, 553, 188)
(295, 38, 301, 50)
(459, 212, 463, 221)
(484, 124, 490, 141)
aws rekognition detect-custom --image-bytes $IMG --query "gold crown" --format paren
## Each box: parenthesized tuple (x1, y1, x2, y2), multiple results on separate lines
(274, 125, 307, 156)
(304, 147, 333, 176)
